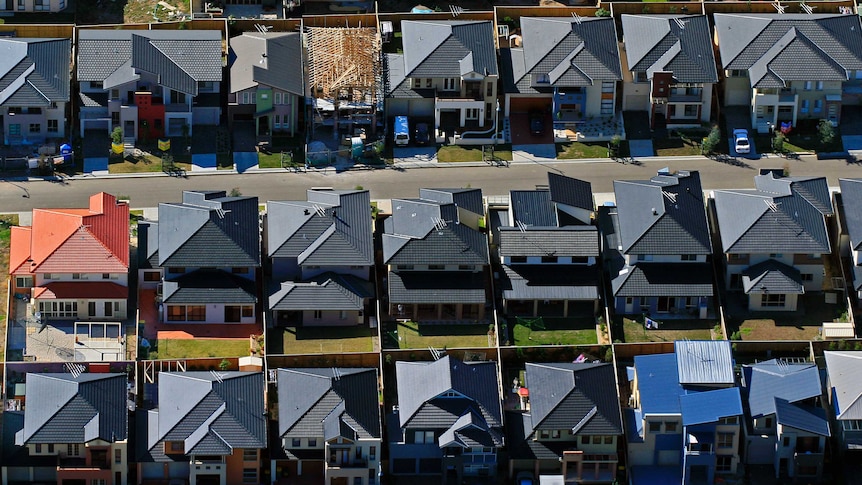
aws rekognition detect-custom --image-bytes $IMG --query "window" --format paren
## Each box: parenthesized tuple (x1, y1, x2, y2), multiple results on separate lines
(716, 455, 732, 473)
(637, 254, 653, 262)
(370, 446, 376, 460)
(91, 480, 106, 485)
(592, 436, 602, 444)
(602, 81, 615, 93)
(17, 0, 24, 11)
(355, 446, 362, 459)
(843, 420, 862, 430)
(510, 256, 527, 264)
(535, 73, 551, 84)
(369, 469, 376, 485)
(65, 443, 79, 456)
(187, 305, 205, 321)
(39, 301, 77, 318)
(665, 422, 678, 432)
(719, 416, 738, 425)
(243, 449, 257, 461)
(465, 108, 479, 120)
(443, 78, 458, 91)
(242, 92, 251, 104)
(625, 297, 634, 305)
(801, 273, 813, 282)
(635, 72, 648, 83)
(308, 438, 317, 447)
(15, 276, 33, 288)
(541, 256, 557, 263)
(231, 267, 249, 274)
(144, 271, 160, 282)
(397, 265, 414, 270)
(167, 305, 186, 322)
(814, 99, 823, 113)
(539, 430, 550, 439)
(274, 92, 282, 105)
(804, 81, 813, 91)
(761, 294, 786, 307)
(35, 444, 42, 453)
(313, 310, 323, 319)
(339, 311, 348, 320)
(9, 124, 20, 136)
(717, 432, 735, 449)
(769, 253, 783, 259)
(274, 115, 281, 129)
(581, 436, 589, 444)
(242, 306, 254, 318)
(354, 478, 362, 485)
(169, 267, 185, 274)
(242, 468, 257, 483)
(428, 264, 445, 270)
(486, 82, 493, 97)
(683, 105, 698, 117)
(783, 437, 791, 447)
(551, 430, 560, 439)
(816, 81, 824, 91)
(458, 265, 473, 270)
(47, 119, 58, 133)
(604, 436, 613, 444)
(34, 0, 49, 11)
(48, 444, 54, 453)
(292, 438, 301, 447)
(115, 448, 122, 464)
(681, 254, 697, 261)
(425, 78, 432, 88)
(649, 421, 662, 432)
(800, 99, 809, 114)
(166, 441, 183, 454)
(88, 301, 96, 316)
(601, 99, 614, 116)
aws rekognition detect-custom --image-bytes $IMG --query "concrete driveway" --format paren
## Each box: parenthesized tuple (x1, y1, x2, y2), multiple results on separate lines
(725, 106, 758, 158)
(393, 147, 438, 165)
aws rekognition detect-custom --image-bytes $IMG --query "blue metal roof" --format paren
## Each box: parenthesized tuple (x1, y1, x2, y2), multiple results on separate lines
(680, 388, 743, 426)
(774, 398, 830, 437)
(742, 360, 823, 419)
(634, 353, 682, 415)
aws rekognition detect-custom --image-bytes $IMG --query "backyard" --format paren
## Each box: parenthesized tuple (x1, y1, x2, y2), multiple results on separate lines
(150, 338, 250, 359)
(618, 316, 717, 343)
(507, 316, 598, 346)
(725, 293, 846, 341)
(281, 326, 377, 354)
(383, 320, 492, 349)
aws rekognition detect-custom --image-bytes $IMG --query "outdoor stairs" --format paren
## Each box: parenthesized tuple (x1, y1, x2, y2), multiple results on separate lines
(123, 137, 135, 149)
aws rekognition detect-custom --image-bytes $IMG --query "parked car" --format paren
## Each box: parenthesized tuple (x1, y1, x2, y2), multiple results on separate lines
(415, 122, 430, 145)
(529, 111, 545, 136)
(733, 129, 750, 154)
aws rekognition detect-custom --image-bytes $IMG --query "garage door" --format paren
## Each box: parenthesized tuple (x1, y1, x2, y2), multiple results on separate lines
(510, 97, 551, 114)
(625, 95, 649, 112)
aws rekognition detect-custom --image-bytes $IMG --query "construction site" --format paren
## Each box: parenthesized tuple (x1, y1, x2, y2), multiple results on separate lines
(305, 24, 384, 167)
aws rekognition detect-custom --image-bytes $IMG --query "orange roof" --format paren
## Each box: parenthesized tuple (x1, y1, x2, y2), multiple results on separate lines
(9, 226, 32, 274)
(32, 282, 129, 300)
(10, 192, 130, 276)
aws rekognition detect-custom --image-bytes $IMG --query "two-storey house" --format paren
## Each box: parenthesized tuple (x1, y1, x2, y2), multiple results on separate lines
(9, 192, 130, 342)
(267, 189, 374, 327)
(389, 355, 503, 483)
(620, 15, 717, 128)
(138, 190, 261, 325)
(626, 340, 743, 485)
(228, 32, 304, 139)
(507, 362, 623, 483)
(713, 170, 833, 312)
(6, 373, 129, 485)
(386, 20, 498, 135)
(500, 16, 622, 143)
(0, 38, 70, 146)
(382, 188, 489, 322)
(274, 368, 381, 485)
(601, 170, 714, 318)
(741, 359, 829, 481)
(76, 30, 223, 171)
(714, 13, 862, 133)
(1, 0, 67, 13)
(498, 173, 600, 318)
(824, 351, 862, 458)
(138, 371, 266, 485)
(838, 178, 862, 303)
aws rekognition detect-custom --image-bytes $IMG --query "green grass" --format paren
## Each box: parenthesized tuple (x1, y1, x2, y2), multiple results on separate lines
(436, 145, 513, 163)
(0, 214, 17, 244)
(282, 326, 376, 354)
(217, 153, 233, 170)
(620, 317, 716, 343)
(386, 321, 492, 349)
(108, 153, 191, 173)
(511, 318, 597, 346)
(258, 151, 291, 169)
(154, 338, 250, 359)
(556, 142, 611, 159)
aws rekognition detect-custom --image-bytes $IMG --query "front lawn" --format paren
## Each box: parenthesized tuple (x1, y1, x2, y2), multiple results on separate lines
(384, 321, 492, 349)
(655, 129, 710, 157)
(108, 153, 191, 173)
(437, 145, 513, 163)
(281, 326, 377, 354)
(153, 338, 250, 359)
(556, 142, 614, 159)
(620, 317, 717, 343)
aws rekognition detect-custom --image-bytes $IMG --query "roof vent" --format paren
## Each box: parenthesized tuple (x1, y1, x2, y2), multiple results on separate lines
(651, 208, 658, 215)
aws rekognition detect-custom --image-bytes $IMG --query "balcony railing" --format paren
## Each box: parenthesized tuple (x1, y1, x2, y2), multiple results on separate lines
(685, 443, 714, 455)
(328, 459, 367, 468)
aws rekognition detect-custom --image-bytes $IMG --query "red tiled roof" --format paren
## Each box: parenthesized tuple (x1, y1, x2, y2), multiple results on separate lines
(9, 192, 130, 276)
(9, 226, 32, 274)
(32, 282, 129, 300)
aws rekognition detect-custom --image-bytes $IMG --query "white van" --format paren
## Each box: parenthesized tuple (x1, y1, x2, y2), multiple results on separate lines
(394, 116, 410, 146)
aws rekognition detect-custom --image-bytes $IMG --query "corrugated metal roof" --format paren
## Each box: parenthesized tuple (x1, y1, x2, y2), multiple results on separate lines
(774, 398, 830, 436)
(840, 178, 862, 251)
(824, 351, 862, 420)
(634, 353, 682, 415)
(679, 387, 742, 426)
(510, 190, 556, 227)
(675, 340, 735, 386)
(742, 360, 823, 419)
(548, 173, 594, 211)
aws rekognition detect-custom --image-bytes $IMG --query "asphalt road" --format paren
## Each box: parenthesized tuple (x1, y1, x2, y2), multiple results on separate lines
(2, 154, 862, 211)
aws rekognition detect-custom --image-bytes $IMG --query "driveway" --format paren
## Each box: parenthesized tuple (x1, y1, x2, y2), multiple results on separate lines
(841, 105, 862, 151)
(393, 147, 437, 165)
(509, 112, 554, 145)
(623, 111, 654, 157)
(725, 106, 758, 158)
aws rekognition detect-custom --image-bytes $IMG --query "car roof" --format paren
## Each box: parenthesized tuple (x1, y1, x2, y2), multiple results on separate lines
(733, 129, 748, 135)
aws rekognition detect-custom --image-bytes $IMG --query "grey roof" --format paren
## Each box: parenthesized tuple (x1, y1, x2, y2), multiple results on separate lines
(510, 190, 557, 227)
(77, 30, 222, 96)
(162, 269, 257, 304)
(157, 190, 261, 268)
(714, 14, 862, 89)
(621, 15, 718, 84)
(548, 173, 594, 211)
(0, 38, 70, 107)
(524, 363, 622, 436)
(15, 373, 127, 446)
(774, 397, 830, 436)
(742, 260, 804, 294)
(714, 172, 832, 254)
(675, 340, 735, 386)
(388, 270, 486, 304)
(613, 171, 711, 255)
(824, 351, 862, 420)
(399, 20, 497, 79)
(229, 32, 303, 96)
(147, 372, 266, 456)
(500, 264, 599, 301)
(277, 368, 380, 441)
(498, 226, 598, 258)
(840, 178, 862, 251)
(267, 190, 373, 267)
(395, 356, 501, 435)
(502, 17, 621, 94)
(419, 188, 484, 216)
(269, 272, 372, 311)
(611, 262, 714, 297)
(382, 190, 488, 265)
(742, 359, 823, 419)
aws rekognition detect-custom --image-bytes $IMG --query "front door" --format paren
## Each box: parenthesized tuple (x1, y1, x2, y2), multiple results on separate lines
(657, 297, 675, 313)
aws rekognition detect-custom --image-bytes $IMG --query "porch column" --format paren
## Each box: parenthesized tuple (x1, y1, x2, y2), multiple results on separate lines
(478, 107, 485, 127)
(437, 304, 443, 320)
(563, 300, 569, 317)
(460, 109, 466, 126)
(456, 303, 463, 320)
(594, 299, 599, 313)
(298, 460, 302, 475)
(270, 460, 277, 485)
(435, 109, 441, 130)
(478, 305, 484, 320)
(534, 460, 540, 478)
(413, 304, 418, 319)
(532, 300, 538, 317)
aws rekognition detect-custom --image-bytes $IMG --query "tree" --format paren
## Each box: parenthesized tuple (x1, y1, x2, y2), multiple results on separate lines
(772, 133, 785, 153)
(111, 126, 124, 145)
(595, 7, 611, 17)
(818, 119, 836, 147)
(701, 125, 721, 155)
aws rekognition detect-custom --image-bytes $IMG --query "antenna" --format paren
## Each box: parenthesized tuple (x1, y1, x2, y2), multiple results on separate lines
(764, 199, 780, 212)
(210, 370, 225, 383)
(429, 347, 442, 360)
(772, 1, 786, 13)
(65, 362, 86, 379)
(215, 207, 232, 219)
(663, 191, 678, 204)
(800, 3, 815, 14)
(254, 24, 273, 34)
(673, 17, 685, 30)
(432, 217, 448, 233)
(332, 367, 341, 381)
(571, 12, 582, 25)
(313, 204, 326, 217)
(516, 220, 528, 233)
(449, 5, 463, 16)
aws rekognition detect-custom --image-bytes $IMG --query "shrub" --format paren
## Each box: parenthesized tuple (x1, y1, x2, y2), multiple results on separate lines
(595, 8, 611, 17)
(701, 125, 721, 155)
(818, 119, 836, 146)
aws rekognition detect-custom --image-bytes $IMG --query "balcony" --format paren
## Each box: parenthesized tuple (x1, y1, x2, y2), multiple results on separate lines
(685, 443, 714, 455)
(328, 459, 368, 468)
(668, 93, 702, 103)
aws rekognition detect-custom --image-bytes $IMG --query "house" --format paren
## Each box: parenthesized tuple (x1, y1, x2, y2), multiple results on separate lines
(2, 0, 67, 13)
(714, 13, 862, 133)
(228, 32, 304, 138)
(389, 355, 503, 482)
(713, 170, 833, 312)
(741, 359, 829, 481)
(137, 371, 266, 485)
(498, 173, 601, 318)
(506, 362, 623, 483)
(824, 351, 862, 455)
(267, 189, 374, 327)
(386, 20, 498, 133)
(274, 368, 381, 485)
(499, 16, 622, 140)
(8, 193, 130, 359)
(838, 178, 862, 303)
(137, 190, 261, 325)
(0, 38, 70, 146)
(626, 340, 743, 485)
(382, 188, 490, 322)
(601, 170, 714, 318)
(76, 30, 223, 171)
(4, 373, 129, 485)
(620, 15, 717, 128)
